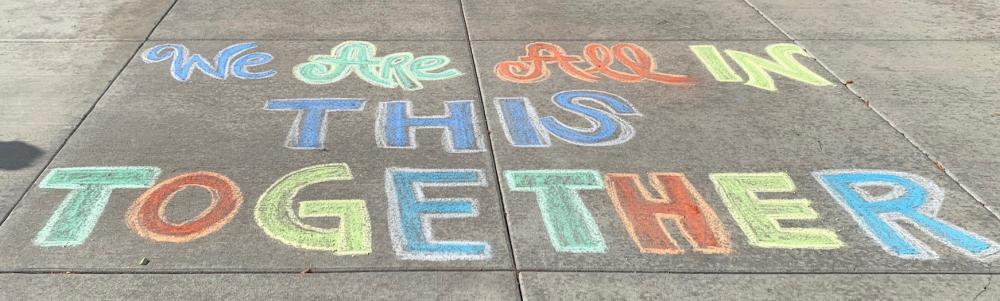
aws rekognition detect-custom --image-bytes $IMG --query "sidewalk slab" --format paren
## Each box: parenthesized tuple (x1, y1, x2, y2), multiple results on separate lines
(151, 0, 467, 41)
(803, 41, 1000, 212)
(750, 0, 1000, 40)
(0, 272, 518, 300)
(520, 272, 998, 301)
(0, 42, 139, 219)
(0, 0, 173, 40)
(463, 0, 784, 40)
(0, 40, 512, 272)
(472, 40, 1000, 273)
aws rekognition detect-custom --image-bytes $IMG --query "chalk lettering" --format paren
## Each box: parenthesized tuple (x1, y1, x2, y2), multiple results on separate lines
(294, 41, 462, 90)
(495, 90, 640, 147)
(710, 173, 843, 249)
(505, 170, 607, 253)
(35, 167, 160, 247)
(255, 164, 371, 255)
(495, 42, 692, 85)
(265, 98, 366, 150)
(605, 173, 731, 255)
(690, 44, 832, 91)
(376, 100, 484, 153)
(385, 168, 491, 261)
(141, 42, 275, 81)
(815, 170, 1000, 261)
(127, 171, 243, 243)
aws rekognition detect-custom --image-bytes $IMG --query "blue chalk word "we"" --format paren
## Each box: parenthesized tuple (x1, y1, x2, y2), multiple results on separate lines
(142, 42, 276, 81)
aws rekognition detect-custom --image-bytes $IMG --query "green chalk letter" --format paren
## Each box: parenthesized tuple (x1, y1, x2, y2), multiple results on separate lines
(505, 170, 607, 253)
(710, 173, 843, 249)
(723, 43, 833, 91)
(255, 163, 371, 255)
(690, 45, 742, 82)
(35, 167, 160, 247)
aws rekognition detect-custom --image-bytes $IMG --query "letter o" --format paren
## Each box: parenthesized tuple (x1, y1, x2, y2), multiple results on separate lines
(127, 172, 243, 243)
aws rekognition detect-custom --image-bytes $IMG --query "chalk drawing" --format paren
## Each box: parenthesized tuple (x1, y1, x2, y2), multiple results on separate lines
(495, 90, 640, 147)
(34, 167, 160, 247)
(690, 44, 833, 91)
(385, 168, 491, 261)
(710, 173, 843, 249)
(605, 173, 731, 255)
(254, 164, 371, 255)
(504, 170, 606, 253)
(375, 100, 485, 153)
(294, 41, 462, 90)
(496, 42, 692, 85)
(127, 172, 243, 243)
(141, 42, 275, 81)
(264, 98, 366, 150)
(814, 170, 1000, 261)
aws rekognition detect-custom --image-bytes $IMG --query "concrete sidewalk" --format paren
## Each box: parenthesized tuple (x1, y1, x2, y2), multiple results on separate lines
(1, 0, 999, 300)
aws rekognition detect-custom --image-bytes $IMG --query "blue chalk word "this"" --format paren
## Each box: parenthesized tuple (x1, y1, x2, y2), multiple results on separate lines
(142, 42, 276, 81)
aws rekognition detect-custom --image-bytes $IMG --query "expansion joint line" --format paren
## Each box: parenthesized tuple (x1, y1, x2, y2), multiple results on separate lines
(740, 0, 1000, 222)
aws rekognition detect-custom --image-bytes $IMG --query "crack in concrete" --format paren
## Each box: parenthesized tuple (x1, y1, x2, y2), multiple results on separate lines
(740, 0, 1000, 222)
(973, 274, 992, 301)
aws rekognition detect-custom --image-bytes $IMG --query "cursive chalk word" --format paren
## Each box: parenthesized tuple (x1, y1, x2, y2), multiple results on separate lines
(141, 42, 276, 81)
(495, 42, 693, 85)
(294, 41, 462, 90)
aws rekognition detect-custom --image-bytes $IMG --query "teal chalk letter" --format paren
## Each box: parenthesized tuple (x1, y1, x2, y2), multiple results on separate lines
(505, 170, 607, 253)
(34, 167, 160, 247)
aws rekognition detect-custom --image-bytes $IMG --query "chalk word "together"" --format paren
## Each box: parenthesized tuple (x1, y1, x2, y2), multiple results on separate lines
(294, 41, 462, 91)
(495, 42, 693, 85)
(142, 42, 276, 81)
(265, 90, 641, 152)
(32, 166, 1000, 262)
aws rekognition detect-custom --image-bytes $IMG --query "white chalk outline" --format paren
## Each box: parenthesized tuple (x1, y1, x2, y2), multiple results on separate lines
(813, 169, 1000, 261)
(539, 90, 642, 147)
(375, 100, 485, 153)
(263, 98, 367, 150)
(384, 167, 492, 261)
(493, 97, 552, 148)
(142, 42, 264, 81)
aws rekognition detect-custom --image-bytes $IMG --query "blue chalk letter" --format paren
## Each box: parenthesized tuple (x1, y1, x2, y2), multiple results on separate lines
(496, 97, 549, 147)
(377, 100, 483, 152)
(814, 170, 1000, 261)
(385, 168, 491, 260)
(540, 90, 640, 146)
(265, 98, 365, 149)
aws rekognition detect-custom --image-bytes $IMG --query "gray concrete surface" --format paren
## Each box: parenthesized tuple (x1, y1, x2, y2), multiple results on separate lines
(0, 272, 519, 300)
(0, 42, 139, 219)
(750, 0, 1000, 40)
(1, 0, 999, 299)
(802, 41, 1000, 213)
(520, 272, 1000, 300)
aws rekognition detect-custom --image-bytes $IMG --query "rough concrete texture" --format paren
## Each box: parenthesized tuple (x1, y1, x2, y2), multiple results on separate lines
(802, 41, 1000, 212)
(0, 272, 519, 300)
(0, 42, 139, 218)
(0, 0, 173, 40)
(2, 0, 999, 299)
(520, 272, 1000, 301)
(750, 0, 1000, 40)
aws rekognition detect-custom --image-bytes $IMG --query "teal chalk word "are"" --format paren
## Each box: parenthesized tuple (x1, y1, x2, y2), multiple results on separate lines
(294, 41, 462, 91)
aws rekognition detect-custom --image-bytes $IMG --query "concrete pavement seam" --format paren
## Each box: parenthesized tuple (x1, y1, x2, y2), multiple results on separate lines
(740, 0, 1000, 222)
(458, 0, 525, 300)
(0, 0, 181, 227)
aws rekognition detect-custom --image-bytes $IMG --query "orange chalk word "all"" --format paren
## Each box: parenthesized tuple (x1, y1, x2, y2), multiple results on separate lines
(495, 42, 692, 85)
